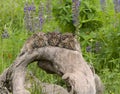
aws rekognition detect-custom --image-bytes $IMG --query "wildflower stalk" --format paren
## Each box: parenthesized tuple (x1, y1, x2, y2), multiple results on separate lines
(117, 0, 120, 12)
(24, 2, 36, 32)
(100, 0, 106, 11)
(1, 29, 9, 39)
(72, 0, 80, 38)
(46, 0, 52, 21)
(38, 2, 44, 31)
(30, 2, 36, 32)
(114, 0, 120, 12)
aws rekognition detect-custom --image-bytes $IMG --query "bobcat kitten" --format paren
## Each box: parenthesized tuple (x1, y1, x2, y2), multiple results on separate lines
(59, 33, 80, 51)
(47, 32, 61, 46)
(20, 32, 48, 55)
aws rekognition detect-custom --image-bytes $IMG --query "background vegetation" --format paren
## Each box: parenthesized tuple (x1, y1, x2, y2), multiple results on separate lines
(0, 0, 120, 94)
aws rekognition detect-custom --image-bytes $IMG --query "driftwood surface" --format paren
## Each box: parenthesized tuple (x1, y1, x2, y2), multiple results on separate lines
(0, 32, 103, 94)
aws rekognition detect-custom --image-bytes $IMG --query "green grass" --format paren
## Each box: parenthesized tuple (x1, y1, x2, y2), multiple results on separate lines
(0, 0, 120, 94)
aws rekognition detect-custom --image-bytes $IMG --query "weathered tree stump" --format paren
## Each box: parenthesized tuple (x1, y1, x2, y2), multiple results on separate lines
(0, 32, 103, 94)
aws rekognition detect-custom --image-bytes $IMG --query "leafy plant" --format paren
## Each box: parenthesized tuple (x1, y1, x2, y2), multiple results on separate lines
(53, 0, 75, 33)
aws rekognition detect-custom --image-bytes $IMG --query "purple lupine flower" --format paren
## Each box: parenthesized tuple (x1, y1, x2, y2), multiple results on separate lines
(25, 2, 36, 11)
(39, 16, 44, 31)
(95, 42, 100, 47)
(39, 2, 44, 17)
(118, 0, 120, 12)
(94, 42, 101, 53)
(24, 2, 36, 12)
(38, 2, 44, 31)
(24, 2, 36, 32)
(24, 2, 28, 12)
(72, 0, 80, 27)
(86, 46, 91, 52)
(24, 2, 32, 31)
(114, 0, 120, 12)
(1, 29, 9, 39)
(30, 2, 36, 32)
(100, 0, 106, 11)
(118, 0, 120, 5)
(46, 0, 52, 20)
(33, 17, 39, 31)
(39, 17, 43, 27)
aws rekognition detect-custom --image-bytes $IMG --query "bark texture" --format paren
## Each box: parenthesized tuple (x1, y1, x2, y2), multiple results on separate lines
(0, 32, 103, 94)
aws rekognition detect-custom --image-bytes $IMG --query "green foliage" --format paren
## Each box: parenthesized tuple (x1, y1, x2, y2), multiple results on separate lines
(101, 68, 120, 94)
(79, 1, 103, 31)
(53, 0, 103, 33)
(53, 0, 75, 33)
(0, 0, 120, 94)
(80, 9, 120, 94)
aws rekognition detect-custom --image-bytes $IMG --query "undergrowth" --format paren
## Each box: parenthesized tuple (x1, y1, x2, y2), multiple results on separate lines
(0, 0, 120, 94)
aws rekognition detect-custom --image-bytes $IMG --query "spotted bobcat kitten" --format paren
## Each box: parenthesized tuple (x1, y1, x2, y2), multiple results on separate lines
(20, 32, 47, 55)
(47, 32, 61, 46)
(59, 33, 80, 51)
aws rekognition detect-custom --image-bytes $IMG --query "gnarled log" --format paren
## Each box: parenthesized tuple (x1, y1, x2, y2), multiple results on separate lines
(25, 71, 70, 94)
(0, 32, 103, 94)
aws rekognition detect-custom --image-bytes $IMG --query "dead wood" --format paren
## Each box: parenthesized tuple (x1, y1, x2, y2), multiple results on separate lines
(0, 32, 103, 94)
(24, 71, 69, 94)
